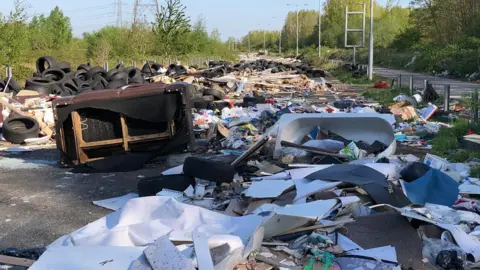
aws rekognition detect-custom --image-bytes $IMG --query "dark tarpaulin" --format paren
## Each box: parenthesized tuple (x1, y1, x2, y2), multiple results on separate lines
(304, 164, 410, 207)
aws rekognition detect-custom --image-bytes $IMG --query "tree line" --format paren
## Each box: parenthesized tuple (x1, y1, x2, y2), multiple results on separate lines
(240, 0, 480, 76)
(0, 0, 234, 81)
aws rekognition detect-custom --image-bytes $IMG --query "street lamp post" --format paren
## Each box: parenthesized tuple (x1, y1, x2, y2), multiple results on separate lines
(287, 3, 308, 57)
(279, 31, 282, 54)
(318, 0, 322, 58)
(368, 0, 374, 80)
(263, 30, 266, 53)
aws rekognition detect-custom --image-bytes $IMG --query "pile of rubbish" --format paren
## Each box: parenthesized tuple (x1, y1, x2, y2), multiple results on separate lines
(0, 56, 325, 148)
(4, 56, 480, 270)
(24, 107, 480, 270)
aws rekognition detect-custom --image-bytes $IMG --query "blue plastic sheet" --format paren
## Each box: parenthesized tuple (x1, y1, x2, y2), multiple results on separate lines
(403, 169, 459, 206)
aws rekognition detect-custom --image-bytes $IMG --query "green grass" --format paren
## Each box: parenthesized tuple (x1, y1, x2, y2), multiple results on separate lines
(470, 165, 480, 178)
(329, 68, 377, 85)
(361, 87, 411, 106)
(431, 119, 480, 162)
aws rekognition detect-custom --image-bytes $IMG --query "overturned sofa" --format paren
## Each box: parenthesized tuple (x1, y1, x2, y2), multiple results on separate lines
(53, 82, 195, 166)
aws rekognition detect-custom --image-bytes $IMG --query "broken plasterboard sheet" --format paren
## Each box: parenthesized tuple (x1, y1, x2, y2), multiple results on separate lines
(144, 236, 194, 270)
(49, 196, 263, 247)
(192, 231, 214, 270)
(243, 180, 294, 199)
(293, 179, 341, 204)
(251, 203, 282, 215)
(29, 246, 146, 270)
(262, 199, 341, 238)
(92, 193, 139, 211)
(459, 181, 480, 195)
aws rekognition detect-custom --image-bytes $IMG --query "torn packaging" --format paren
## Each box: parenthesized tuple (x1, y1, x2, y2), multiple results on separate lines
(50, 196, 263, 247)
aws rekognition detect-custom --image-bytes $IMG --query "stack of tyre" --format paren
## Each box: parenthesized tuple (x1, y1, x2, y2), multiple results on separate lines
(191, 87, 227, 110)
(24, 56, 147, 96)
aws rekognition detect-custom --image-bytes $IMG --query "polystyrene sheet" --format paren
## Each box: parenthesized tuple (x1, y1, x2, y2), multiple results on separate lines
(50, 196, 263, 247)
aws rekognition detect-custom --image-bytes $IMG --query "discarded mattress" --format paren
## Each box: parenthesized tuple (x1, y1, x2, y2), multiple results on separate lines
(273, 113, 396, 158)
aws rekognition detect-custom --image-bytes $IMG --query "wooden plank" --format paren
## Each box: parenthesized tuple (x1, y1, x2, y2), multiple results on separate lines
(120, 114, 130, 151)
(129, 133, 171, 142)
(80, 139, 123, 148)
(71, 111, 89, 164)
(0, 254, 35, 267)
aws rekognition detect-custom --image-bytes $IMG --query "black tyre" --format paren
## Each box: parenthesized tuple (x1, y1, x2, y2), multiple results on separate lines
(106, 79, 128, 89)
(86, 67, 107, 80)
(36, 56, 58, 73)
(106, 69, 120, 81)
(74, 69, 88, 80)
(77, 64, 91, 71)
(183, 157, 235, 184)
(72, 78, 85, 87)
(58, 61, 72, 73)
(141, 63, 153, 75)
(25, 78, 56, 95)
(61, 80, 79, 94)
(127, 68, 144, 84)
(42, 68, 66, 82)
(51, 85, 65, 95)
(151, 63, 162, 71)
(175, 65, 187, 75)
(91, 74, 108, 90)
(202, 95, 214, 102)
(191, 98, 211, 109)
(203, 88, 225, 100)
(137, 174, 195, 197)
(214, 67, 226, 77)
(110, 71, 128, 82)
(2, 116, 40, 144)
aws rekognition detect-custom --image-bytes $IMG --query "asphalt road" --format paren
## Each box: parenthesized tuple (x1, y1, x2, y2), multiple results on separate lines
(374, 67, 480, 97)
(0, 148, 175, 249)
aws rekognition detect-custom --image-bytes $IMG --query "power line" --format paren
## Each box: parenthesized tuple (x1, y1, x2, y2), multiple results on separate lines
(63, 4, 116, 13)
(70, 12, 115, 20)
(116, 0, 123, 27)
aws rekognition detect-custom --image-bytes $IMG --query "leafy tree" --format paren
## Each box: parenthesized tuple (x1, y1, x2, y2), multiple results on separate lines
(29, 6, 72, 50)
(152, 0, 191, 55)
(0, 0, 30, 67)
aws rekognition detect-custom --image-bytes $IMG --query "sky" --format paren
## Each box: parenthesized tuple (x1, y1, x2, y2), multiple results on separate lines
(2, 0, 409, 40)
